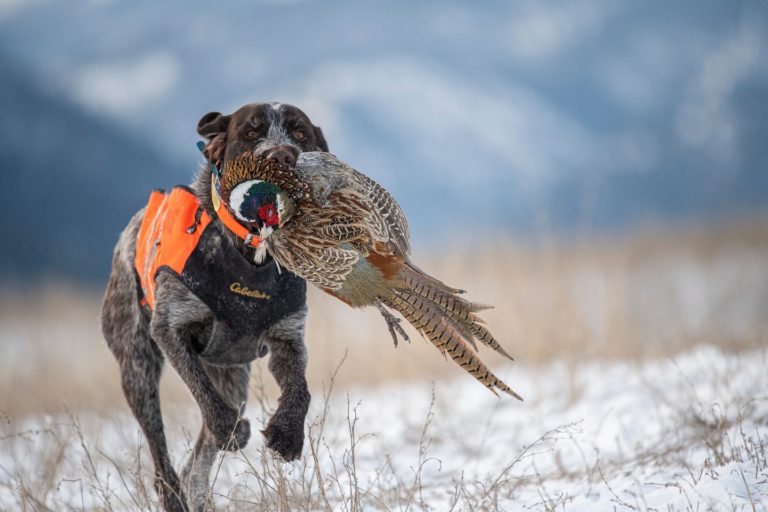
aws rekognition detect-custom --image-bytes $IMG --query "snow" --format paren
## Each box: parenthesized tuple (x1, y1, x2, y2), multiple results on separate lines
(1, 345, 766, 510)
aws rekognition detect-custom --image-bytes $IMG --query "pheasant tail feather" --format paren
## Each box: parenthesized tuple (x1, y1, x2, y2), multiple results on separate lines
(384, 291, 522, 400)
(399, 265, 514, 361)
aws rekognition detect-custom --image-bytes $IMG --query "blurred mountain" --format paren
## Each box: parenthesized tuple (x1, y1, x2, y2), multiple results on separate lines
(0, 56, 185, 284)
(0, 0, 767, 285)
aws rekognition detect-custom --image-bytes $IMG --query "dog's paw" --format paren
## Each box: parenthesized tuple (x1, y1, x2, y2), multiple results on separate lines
(262, 418, 304, 461)
(209, 413, 251, 451)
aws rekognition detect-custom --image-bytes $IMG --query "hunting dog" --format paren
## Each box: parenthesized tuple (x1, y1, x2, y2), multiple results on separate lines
(101, 102, 328, 511)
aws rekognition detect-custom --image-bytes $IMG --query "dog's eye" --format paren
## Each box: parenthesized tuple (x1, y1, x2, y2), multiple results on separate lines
(246, 130, 259, 140)
(292, 130, 306, 141)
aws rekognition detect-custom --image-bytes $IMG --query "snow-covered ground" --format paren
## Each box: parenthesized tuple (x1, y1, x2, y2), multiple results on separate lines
(2, 345, 767, 511)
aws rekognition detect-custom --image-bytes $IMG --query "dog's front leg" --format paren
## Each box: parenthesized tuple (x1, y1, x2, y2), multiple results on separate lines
(151, 274, 250, 450)
(262, 307, 311, 461)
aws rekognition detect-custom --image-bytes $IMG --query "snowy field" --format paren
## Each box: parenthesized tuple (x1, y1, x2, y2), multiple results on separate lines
(2, 345, 766, 511)
(2, 229, 766, 510)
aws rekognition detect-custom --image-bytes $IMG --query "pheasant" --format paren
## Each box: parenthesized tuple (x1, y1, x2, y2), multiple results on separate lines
(218, 151, 522, 399)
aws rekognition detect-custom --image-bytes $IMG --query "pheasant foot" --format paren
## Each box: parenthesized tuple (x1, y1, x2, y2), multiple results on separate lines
(374, 299, 410, 347)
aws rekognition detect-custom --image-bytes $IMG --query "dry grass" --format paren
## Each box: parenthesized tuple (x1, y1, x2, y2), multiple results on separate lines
(1, 220, 766, 417)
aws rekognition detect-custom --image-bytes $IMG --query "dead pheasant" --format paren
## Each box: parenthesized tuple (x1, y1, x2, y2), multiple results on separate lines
(219, 151, 522, 399)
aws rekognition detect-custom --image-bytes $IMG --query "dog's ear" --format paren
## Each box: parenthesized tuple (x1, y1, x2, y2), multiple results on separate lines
(197, 112, 231, 163)
(197, 111, 230, 137)
(313, 125, 329, 152)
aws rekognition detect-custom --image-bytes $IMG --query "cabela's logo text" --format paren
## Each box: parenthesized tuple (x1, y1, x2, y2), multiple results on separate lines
(229, 282, 271, 300)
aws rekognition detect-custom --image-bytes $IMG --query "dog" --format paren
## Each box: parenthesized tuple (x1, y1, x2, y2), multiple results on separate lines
(101, 102, 329, 511)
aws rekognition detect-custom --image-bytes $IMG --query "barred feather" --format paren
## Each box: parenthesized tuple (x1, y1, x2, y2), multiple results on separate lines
(401, 262, 465, 295)
(317, 224, 370, 243)
(350, 169, 411, 255)
(452, 314, 514, 361)
(224, 151, 520, 398)
(384, 292, 521, 400)
(221, 153, 314, 204)
(399, 269, 514, 361)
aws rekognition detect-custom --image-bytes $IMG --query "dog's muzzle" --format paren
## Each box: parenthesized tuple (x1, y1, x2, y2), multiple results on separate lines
(258, 144, 299, 168)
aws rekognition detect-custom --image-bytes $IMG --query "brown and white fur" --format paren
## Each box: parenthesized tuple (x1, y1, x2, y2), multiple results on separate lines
(100, 102, 328, 511)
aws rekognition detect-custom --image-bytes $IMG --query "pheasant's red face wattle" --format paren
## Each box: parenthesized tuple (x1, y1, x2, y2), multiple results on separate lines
(258, 203, 279, 227)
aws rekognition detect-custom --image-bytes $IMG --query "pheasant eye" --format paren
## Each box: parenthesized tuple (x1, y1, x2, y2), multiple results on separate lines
(246, 130, 259, 140)
(292, 130, 305, 141)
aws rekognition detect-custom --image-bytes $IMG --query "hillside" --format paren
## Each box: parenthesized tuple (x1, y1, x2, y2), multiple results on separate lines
(0, 57, 186, 283)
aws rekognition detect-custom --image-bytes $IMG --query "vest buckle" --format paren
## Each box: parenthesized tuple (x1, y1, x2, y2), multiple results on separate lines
(244, 232, 260, 248)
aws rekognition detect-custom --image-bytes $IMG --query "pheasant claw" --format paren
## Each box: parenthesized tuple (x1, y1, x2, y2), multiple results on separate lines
(374, 299, 410, 347)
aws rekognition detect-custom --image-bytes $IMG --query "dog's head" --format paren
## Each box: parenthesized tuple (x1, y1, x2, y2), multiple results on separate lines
(196, 102, 328, 171)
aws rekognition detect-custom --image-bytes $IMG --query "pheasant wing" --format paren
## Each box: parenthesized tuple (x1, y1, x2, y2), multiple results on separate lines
(266, 208, 365, 290)
(296, 152, 411, 256)
(347, 168, 410, 256)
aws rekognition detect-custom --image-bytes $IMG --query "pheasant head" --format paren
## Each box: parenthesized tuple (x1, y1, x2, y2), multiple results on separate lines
(227, 179, 296, 233)
(218, 152, 310, 234)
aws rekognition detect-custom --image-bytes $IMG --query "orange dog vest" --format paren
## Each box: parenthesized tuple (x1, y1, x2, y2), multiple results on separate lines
(135, 187, 211, 308)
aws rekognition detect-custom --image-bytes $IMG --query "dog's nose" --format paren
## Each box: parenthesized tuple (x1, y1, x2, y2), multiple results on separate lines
(264, 146, 299, 167)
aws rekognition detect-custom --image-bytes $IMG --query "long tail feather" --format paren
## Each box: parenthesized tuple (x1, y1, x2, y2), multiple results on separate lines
(403, 262, 465, 294)
(452, 315, 515, 361)
(399, 265, 514, 361)
(384, 292, 522, 400)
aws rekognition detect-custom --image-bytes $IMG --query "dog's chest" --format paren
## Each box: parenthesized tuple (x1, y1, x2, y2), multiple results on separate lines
(161, 222, 306, 364)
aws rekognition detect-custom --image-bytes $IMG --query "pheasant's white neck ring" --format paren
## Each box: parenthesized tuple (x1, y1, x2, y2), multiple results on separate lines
(229, 179, 263, 223)
(210, 172, 264, 249)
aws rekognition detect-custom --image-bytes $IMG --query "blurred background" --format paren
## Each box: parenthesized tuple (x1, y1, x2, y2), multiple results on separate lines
(1, 0, 767, 415)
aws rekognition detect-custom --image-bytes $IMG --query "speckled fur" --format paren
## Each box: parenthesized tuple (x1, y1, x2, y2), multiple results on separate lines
(101, 102, 328, 511)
